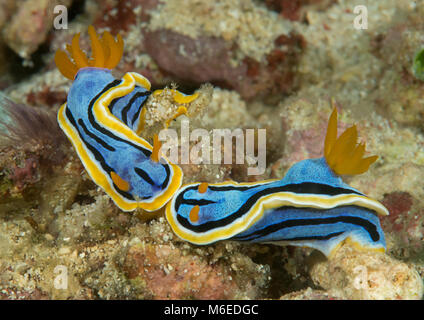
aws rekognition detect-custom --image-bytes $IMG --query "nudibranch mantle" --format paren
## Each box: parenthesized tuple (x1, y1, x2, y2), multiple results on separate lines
(166, 110, 388, 257)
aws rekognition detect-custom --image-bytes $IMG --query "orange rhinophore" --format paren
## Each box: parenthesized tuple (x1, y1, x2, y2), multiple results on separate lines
(54, 25, 124, 80)
(324, 108, 378, 175)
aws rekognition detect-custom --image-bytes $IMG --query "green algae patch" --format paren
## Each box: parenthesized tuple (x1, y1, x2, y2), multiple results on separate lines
(413, 48, 424, 81)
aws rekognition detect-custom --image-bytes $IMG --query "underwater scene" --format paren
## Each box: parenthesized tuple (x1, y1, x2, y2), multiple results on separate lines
(0, 0, 423, 301)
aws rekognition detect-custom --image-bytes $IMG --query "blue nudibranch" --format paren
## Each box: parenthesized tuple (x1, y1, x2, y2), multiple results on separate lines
(166, 109, 388, 257)
(55, 26, 197, 212)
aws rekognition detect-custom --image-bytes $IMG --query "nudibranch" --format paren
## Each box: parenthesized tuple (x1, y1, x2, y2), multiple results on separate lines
(166, 109, 388, 257)
(55, 26, 197, 212)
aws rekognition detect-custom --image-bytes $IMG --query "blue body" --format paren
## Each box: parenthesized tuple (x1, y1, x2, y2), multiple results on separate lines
(233, 205, 385, 256)
(175, 158, 364, 227)
(62, 68, 176, 208)
(167, 157, 387, 256)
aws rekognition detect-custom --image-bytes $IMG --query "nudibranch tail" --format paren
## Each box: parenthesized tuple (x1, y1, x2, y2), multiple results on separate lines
(324, 108, 378, 176)
(55, 25, 124, 80)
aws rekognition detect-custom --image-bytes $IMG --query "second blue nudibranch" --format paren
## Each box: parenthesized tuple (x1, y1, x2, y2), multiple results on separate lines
(166, 109, 388, 257)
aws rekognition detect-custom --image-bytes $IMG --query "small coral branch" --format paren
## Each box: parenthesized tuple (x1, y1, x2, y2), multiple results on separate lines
(141, 83, 213, 139)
